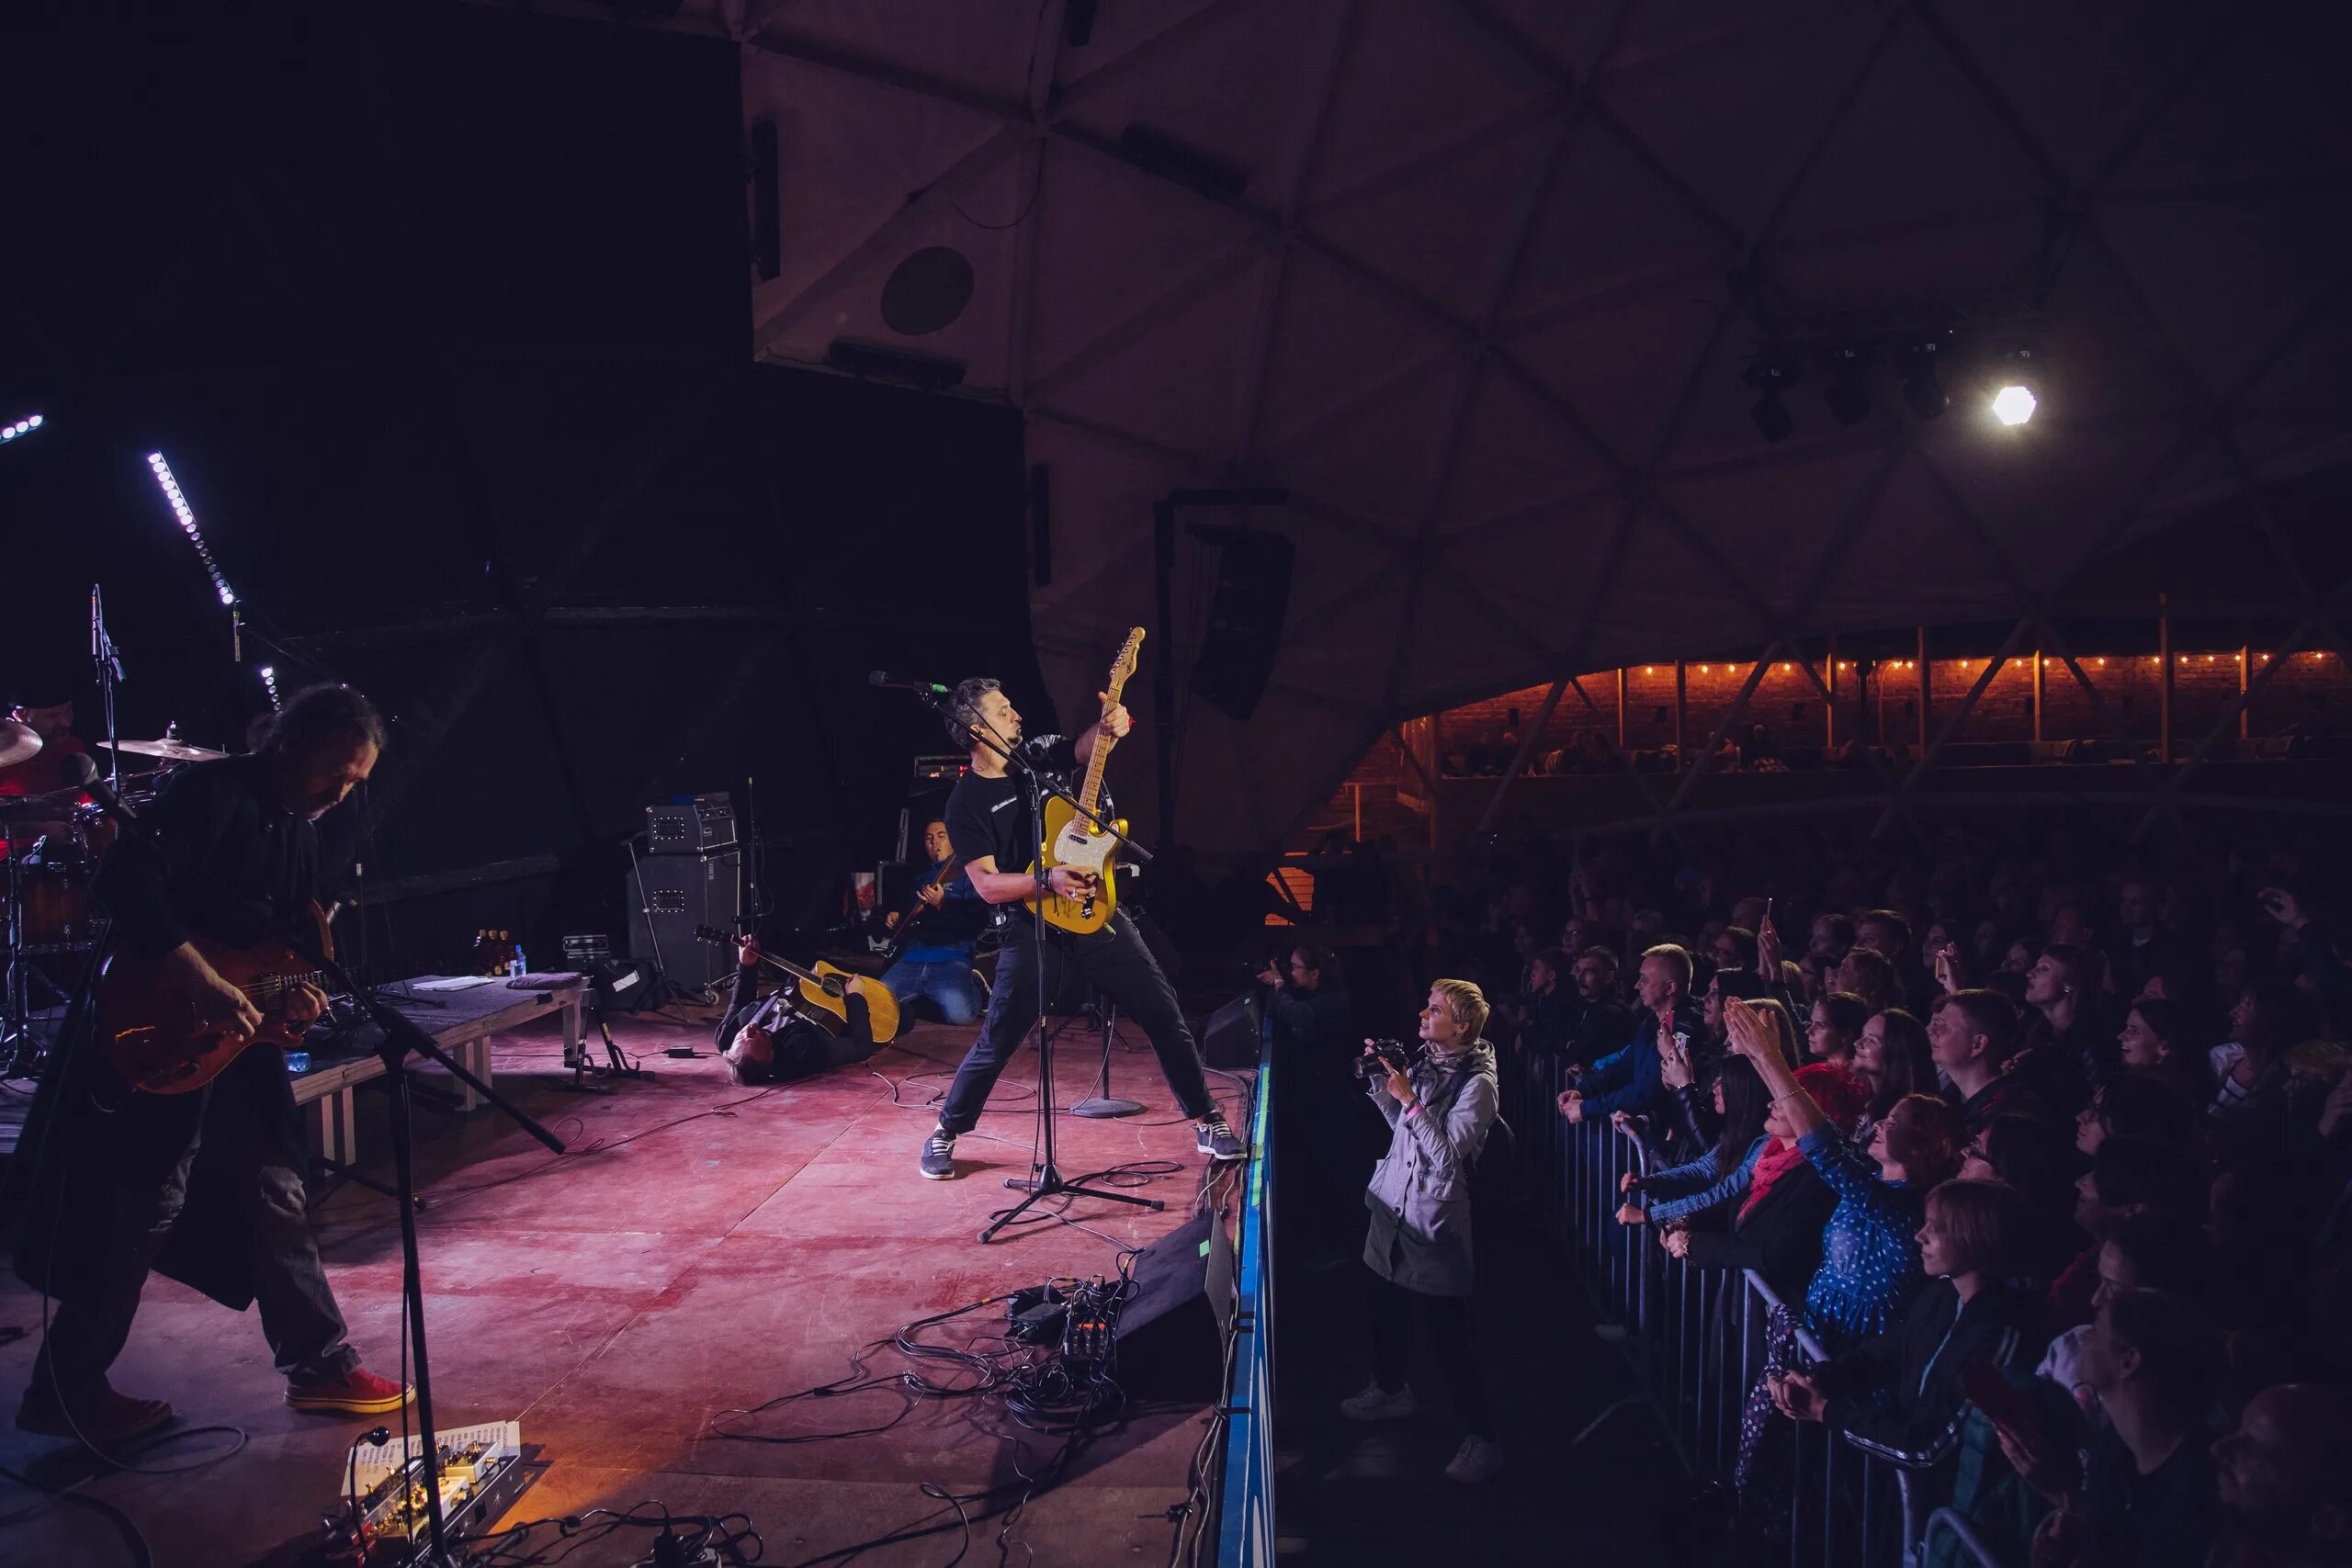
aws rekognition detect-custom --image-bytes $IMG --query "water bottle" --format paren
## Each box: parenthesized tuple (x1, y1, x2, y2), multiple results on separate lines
(512, 941, 527, 977)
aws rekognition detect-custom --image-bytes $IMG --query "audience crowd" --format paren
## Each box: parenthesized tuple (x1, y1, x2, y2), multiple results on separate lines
(1380, 813, 2352, 1564)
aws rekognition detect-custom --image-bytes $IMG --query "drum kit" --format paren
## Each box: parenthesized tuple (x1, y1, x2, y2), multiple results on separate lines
(2, 716, 228, 1070)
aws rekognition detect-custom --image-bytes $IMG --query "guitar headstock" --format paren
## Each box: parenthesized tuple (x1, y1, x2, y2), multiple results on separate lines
(1104, 626, 1146, 705)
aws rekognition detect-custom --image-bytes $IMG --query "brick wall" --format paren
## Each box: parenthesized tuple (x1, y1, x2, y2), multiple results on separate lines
(1419, 650, 2352, 771)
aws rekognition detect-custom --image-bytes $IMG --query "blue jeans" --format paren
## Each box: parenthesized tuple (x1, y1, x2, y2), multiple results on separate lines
(881, 957, 985, 1025)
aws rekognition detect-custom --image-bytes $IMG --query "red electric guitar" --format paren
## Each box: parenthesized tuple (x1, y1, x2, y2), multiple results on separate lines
(97, 902, 334, 1094)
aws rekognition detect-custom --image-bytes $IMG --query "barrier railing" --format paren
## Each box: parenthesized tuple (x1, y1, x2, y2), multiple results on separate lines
(1505, 1048, 1918, 1568)
(1210, 1050, 1274, 1567)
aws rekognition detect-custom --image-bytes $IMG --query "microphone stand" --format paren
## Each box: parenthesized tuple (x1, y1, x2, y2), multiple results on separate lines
(897, 694, 1163, 1244)
(76, 777, 565, 1566)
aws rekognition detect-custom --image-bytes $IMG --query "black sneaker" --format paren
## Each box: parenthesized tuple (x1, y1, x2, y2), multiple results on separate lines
(1194, 1110, 1246, 1161)
(920, 1126, 958, 1179)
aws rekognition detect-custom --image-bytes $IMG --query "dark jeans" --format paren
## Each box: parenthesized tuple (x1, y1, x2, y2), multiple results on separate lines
(32, 1076, 356, 1404)
(935, 910, 1214, 1135)
(1367, 1268, 1492, 1437)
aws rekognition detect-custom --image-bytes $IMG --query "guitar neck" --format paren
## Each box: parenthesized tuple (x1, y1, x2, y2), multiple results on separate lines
(1075, 682, 1128, 816)
(757, 953, 822, 987)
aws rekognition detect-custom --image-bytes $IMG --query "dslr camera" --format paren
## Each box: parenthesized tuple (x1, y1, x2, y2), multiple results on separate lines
(1355, 1036, 1422, 1082)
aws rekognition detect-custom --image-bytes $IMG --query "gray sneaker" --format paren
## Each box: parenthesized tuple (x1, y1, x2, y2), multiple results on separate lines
(1194, 1110, 1247, 1161)
(920, 1126, 958, 1180)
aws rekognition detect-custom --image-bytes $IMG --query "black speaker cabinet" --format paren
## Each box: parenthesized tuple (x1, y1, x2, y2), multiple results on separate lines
(1114, 1213, 1236, 1401)
(1199, 991, 1263, 1069)
(1189, 529, 1294, 722)
(633, 850, 741, 989)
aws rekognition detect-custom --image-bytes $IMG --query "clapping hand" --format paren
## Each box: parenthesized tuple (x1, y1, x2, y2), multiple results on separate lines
(1721, 994, 1765, 1058)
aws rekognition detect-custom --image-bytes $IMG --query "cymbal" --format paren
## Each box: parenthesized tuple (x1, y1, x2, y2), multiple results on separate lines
(107, 736, 228, 762)
(0, 720, 38, 769)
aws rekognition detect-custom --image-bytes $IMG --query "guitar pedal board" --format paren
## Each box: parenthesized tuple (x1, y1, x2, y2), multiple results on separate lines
(334, 1418, 537, 1560)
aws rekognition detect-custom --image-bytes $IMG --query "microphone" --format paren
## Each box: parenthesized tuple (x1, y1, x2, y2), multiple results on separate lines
(61, 751, 138, 821)
(870, 670, 951, 696)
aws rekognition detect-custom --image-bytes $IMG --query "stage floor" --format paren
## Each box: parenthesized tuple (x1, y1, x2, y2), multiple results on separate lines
(0, 1007, 1245, 1566)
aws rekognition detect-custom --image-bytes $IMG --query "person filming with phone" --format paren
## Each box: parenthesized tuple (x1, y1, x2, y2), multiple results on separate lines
(1341, 978, 1504, 1485)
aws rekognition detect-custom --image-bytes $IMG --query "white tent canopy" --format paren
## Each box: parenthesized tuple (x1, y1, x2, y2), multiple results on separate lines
(638, 0, 2347, 852)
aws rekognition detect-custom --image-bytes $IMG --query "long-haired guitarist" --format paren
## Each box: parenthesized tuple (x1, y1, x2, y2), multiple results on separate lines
(7, 683, 412, 1445)
(916, 677, 1244, 1180)
(718, 933, 881, 1085)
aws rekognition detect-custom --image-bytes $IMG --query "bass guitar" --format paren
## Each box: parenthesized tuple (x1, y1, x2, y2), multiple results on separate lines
(692, 925, 901, 1043)
(99, 902, 334, 1094)
(1028, 626, 1142, 936)
(877, 854, 962, 965)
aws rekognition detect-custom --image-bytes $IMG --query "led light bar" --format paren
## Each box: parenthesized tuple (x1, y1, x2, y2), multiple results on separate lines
(145, 452, 238, 607)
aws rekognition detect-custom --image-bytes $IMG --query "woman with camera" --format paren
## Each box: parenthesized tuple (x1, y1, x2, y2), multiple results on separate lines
(1342, 978, 1504, 1483)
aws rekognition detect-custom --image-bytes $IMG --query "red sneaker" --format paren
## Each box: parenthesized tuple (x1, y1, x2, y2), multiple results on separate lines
(286, 1366, 413, 1415)
(16, 1383, 175, 1445)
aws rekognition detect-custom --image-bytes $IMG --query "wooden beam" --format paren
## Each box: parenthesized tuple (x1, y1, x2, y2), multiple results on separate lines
(1474, 676, 1572, 835)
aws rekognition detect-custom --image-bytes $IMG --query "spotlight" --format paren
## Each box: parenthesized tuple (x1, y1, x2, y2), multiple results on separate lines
(1744, 352, 1802, 444)
(1821, 348, 1870, 427)
(259, 665, 283, 710)
(1990, 345, 2040, 425)
(1, 412, 44, 445)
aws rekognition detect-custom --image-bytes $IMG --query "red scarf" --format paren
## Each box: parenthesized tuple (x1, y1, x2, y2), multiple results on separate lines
(1738, 1137, 1806, 1223)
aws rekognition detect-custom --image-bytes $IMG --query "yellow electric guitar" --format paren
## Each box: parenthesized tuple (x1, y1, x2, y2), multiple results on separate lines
(1029, 627, 1143, 935)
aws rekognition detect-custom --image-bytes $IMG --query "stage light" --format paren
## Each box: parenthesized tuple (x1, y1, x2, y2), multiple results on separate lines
(146, 451, 238, 607)
(1894, 334, 1953, 421)
(259, 665, 282, 709)
(1744, 352, 1801, 444)
(1822, 348, 1869, 427)
(1992, 384, 2037, 425)
(1, 412, 43, 444)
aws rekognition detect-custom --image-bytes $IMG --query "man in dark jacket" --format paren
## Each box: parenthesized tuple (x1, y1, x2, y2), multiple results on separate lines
(1562, 946, 1634, 1066)
(1557, 944, 1702, 1127)
(8, 685, 412, 1445)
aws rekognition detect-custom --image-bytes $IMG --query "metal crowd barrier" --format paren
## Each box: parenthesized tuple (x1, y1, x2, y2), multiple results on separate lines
(1211, 1048, 1275, 1567)
(1505, 1048, 1923, 1568)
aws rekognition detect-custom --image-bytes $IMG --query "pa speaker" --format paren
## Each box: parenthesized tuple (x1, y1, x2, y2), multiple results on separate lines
(1199, 992, 1261, 1070)
(1189, 530, 1293, 722)
(1115, 1213, 1235, 1401)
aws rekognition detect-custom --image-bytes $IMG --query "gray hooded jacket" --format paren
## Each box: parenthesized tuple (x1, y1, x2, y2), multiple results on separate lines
(1362, 1037, 1499, 1297)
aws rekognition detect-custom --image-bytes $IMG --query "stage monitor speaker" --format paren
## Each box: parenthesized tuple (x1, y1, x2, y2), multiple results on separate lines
(1198, 991, 1261, 1070)
(634, 850, 741, 990)
(1189, 529, 1293, 722)
(1114, 1213, 1235, 1401)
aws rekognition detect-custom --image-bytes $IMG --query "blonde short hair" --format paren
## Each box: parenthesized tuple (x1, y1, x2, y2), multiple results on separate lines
(1431, 977, 1489, 1041)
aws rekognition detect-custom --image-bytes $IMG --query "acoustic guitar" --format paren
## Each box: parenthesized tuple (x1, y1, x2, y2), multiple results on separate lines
(1028, 627, 1142, 936)
(692, 925, 901, 1044)
(98, 902, 334, 1094)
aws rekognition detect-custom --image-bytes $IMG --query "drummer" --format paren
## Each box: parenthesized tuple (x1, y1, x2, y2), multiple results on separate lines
(0, 699, 86, 798)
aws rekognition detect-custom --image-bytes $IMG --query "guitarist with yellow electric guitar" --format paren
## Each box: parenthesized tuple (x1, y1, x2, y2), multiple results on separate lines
(914, 632, 1247, 1182)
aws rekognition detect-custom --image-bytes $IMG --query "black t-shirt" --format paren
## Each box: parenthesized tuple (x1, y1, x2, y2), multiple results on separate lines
(2081, 1420, 2220, 1568)
(944, 734, 1080, 881)
(93, 753, 320, 958)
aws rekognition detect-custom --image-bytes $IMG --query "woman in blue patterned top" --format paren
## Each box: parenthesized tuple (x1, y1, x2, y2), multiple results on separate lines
(1723, 994, 1967, 1504)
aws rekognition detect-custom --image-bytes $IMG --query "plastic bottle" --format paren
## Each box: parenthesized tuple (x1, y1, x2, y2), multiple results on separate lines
(511, 940, 526, 977)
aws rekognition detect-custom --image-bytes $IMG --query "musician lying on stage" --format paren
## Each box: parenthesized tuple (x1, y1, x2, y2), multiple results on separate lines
(8, 683, 413, 1446)
(717, 934, 884, 1085)
(918, 677, 1244, 1179)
